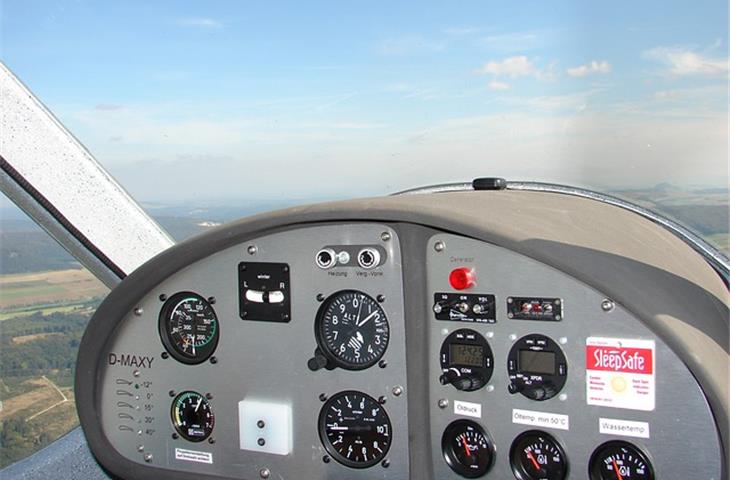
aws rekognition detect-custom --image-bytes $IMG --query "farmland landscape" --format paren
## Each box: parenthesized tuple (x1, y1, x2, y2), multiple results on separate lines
(0, 186, 727, 467)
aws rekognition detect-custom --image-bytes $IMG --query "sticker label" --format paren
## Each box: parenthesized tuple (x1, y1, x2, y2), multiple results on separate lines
(586, 337, 655, 411)
(175, 448, 213, 464)
(512, 408, 569, 431)
(599, 418, 650, 439)
(454, 400, 482, 419)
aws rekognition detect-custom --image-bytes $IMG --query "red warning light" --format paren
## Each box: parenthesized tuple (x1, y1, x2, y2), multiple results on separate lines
(449, 267, 476, 290)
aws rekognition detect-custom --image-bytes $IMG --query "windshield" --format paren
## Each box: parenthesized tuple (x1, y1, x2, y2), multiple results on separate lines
(0, 0, 728, 467)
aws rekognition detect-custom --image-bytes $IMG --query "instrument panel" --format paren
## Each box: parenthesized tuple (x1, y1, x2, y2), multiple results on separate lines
(75, 192, 727, 480)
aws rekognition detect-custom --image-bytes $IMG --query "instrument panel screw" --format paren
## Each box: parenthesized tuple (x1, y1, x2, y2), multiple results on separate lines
(137, 445, 145, 452)
(161, 352, 169, 359)
(381, 232, 391, 242)
(159, 294, 167, 302)
(319, 393, 328, 402)
(143, 453, 153, 462)
(208, 437, 216, 444)
(392, 386, 404, 397)
(134, 307, 143, 316)
(208, 296, 216, 304)
(316, 293, 325, 302)
(257, 420, 266, 429)
(378, 360, 388, 369)
(257, 438, 266, 446)
(169, 390, 176, 397)
(259, 468, 271, 478)
(434, 241, 445, 252)
(172, 433, 179, 439)
(438, 398, 449, 409)
(377, 294, 385, 303)
(133, 370, 141, 378)
(210, 356, 218, 364)
(381, 459, 390, 468)
(378, 396, 387, 404)
(206, 392, 213, 400)
(322, 455, 331, 464)
(247, 245, 258, 255)
(601, 299, 615, 312)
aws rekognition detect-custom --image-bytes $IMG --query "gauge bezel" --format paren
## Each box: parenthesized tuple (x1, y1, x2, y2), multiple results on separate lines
(441, 419, 495, 478)
(509, 430, 568, 480)
(588, 440, 655, 480)
(314, 290, 390, 370)
(159, 291, 220, 365)
(170, 391, 215, 443)
(318, 390, 392, 469)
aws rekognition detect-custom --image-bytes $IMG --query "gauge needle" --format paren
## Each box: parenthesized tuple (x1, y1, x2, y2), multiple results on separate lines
(195, 397, 203, 412)
(462, 437, 471, 458)
(190, 334, 196, 355)
(612, 460, 624, 480)
(357, 311, 378, 327)
(527, 452, 541, 471)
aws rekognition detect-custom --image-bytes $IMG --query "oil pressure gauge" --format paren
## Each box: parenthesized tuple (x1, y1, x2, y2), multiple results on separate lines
(442, 419, 495, 478)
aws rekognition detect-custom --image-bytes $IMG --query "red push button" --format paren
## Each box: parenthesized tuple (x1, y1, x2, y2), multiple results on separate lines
(449, 267, 476, 290)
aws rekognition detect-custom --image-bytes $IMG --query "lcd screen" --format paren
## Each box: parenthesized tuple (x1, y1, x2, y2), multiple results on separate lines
(518, 350, 556, 375)
(450, 344, 484, 367)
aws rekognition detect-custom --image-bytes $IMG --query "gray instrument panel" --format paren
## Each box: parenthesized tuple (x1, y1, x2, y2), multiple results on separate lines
(98, 224, 410, 479)
(90, 223, 722, 479)
(426, 234, 722, 479)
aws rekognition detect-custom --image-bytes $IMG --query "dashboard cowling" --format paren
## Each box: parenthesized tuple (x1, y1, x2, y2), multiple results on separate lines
(75, 190, 728, 480)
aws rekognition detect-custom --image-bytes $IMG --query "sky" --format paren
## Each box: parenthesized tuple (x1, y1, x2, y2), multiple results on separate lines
(1, 0, 728, 204)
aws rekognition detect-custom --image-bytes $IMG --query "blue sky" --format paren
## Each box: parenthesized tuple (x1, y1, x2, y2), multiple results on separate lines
(1, 0, 728, 203)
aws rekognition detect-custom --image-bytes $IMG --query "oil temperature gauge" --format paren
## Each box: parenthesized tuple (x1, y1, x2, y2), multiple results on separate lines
(442, 419, 495, 478)
(510, 430, 568, 480)
(589, 441, 654, 480)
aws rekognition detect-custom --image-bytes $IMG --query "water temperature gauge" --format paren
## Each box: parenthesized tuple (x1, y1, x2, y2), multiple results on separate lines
(589, 441, 654, 480)
(442, 419, 495, 478)
(510, 430, 568, 480)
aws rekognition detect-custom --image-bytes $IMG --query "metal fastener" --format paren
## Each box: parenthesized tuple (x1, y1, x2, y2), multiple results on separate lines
(601, 299, 615, 312)
(134, 307, 143, 316)
(259, 468, 271, 479)
(434, 241, 445, 252)
(392, 386, 403, 397)
(247, 245, 258, 255)
(438, 399, 449, 409)
(381, 232, 391, 242)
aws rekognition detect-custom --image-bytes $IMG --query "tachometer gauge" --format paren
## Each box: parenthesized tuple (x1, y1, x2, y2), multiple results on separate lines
(510, 430, 568, 480)
(589, 441, 654, 480)
(319, 390, 392, 468)
(171, 391, 214, 442)
(159, 292, 219, 364)
(315, 290, 389, 370)
(442, 419, 495, 478)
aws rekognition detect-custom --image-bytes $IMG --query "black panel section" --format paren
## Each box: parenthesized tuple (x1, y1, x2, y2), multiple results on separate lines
(433, 293, 496, 323)
(507, 296, 563, 321)
(238, 262, 291, 322)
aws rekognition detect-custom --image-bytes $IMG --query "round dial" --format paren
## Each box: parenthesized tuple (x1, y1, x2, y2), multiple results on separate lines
(442, 419, 495, 478)
(318, 391, 392, 468)
(589, 441, 654, 480)
(159, 292, 219, 364)
(316, 290, 389, 370)
(510, 430, 568, 480)
(171, 391, 214, 442)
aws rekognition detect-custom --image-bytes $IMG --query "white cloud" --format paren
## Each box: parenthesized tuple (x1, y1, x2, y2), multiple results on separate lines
(377, 36, 445, 56)
(488, 80, 510, 91)
(567, 60, 612, 77)
(477, 56, 536, 77)
(644, 47, 729, 75)
(175, 18, 223, 29)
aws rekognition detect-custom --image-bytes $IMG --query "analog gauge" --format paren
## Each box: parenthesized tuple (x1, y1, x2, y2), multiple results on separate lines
(315, 290, 389, 370)
(319, 390, 392, 468)
(510, 430, 568, 480)
(159, 292, 219, 364)
(442, 419, 495, 478)
(171, 391, 214, 442)
(589, 441, 654, 480)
